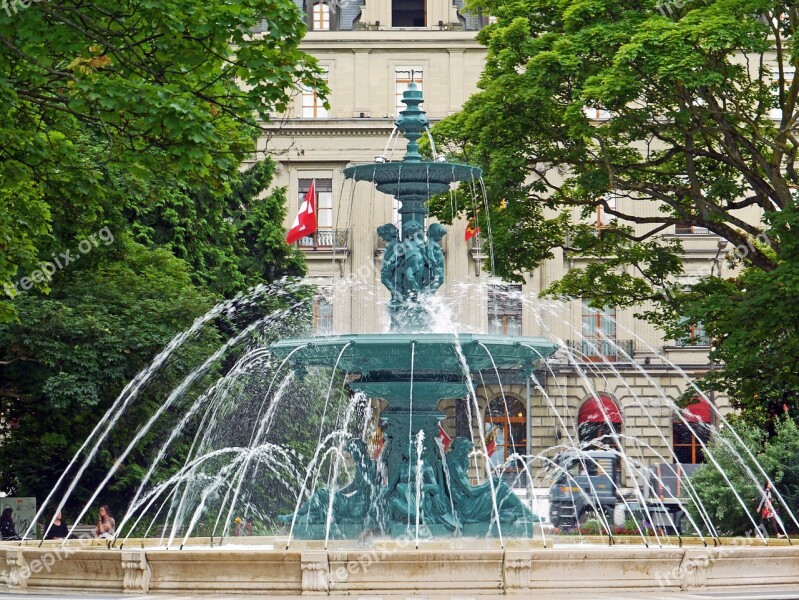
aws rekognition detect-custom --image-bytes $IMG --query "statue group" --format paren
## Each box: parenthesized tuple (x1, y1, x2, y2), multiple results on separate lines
(281, 435, 539, 536)
(378, 221, 446, 330)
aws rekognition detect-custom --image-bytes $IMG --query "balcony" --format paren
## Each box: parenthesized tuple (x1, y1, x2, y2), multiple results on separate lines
(297, 228, 349, 252)
(675, 224, 712, 235)
(565, 339, 635, 362)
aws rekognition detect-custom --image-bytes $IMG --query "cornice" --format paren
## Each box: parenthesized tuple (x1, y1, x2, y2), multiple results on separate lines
(300, 30, 484, 51)
(262, 118, 444, 136)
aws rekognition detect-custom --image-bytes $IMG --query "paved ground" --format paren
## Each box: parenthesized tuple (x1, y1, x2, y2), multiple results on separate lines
(3, 590, 799, 600)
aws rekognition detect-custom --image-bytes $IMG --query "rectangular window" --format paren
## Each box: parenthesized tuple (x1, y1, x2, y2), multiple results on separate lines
(676, 322, 710, 347)
(673, 422, 710, 464)
(583, 105, 612, 121)
(302, 68, 328, 118)
(771, 66, 795, 121)
(297, 179, 334, 248)
(312, 2, 330, 30)
(488, 284, 522, 336)
(395, 68, 423, 116)
(595, 191, 617, 235)
(392, 0, 425, 27)
(313, 288, 333, 335)
(581, 301, 617, 361)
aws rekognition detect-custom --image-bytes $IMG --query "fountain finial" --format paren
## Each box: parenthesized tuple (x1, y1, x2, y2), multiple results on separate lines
(395, 82, 428, 164)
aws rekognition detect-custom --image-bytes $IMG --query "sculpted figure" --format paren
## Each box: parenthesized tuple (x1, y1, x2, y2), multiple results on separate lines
(380, 445, 459, 531)
(446, 437, 539, 524)
(425, 223, 446, 291)
(397, 221, 427, 295)
(279, 438, 380, 525)
(378, 223, 401, 301)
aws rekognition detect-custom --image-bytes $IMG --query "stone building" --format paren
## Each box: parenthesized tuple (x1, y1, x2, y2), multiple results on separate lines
(260, 0, 736, 484)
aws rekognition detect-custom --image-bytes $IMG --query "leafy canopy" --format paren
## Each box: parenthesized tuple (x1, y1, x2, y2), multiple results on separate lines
(434, 0, 796, 296)
(0, 0, 324, 319)
(433, 0, 799, 425)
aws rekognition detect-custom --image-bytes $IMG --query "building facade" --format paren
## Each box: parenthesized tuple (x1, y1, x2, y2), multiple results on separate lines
(261, 0, 731, 484)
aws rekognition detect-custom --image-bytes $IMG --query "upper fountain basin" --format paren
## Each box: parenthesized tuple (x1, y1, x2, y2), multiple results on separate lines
(270, 333, 558, 377)
(343, 162, 483, 198)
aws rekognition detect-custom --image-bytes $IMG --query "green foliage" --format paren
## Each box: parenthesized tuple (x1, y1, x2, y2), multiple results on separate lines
(128, 159, 306, 297)
(687, 417, 799, 535)
(0, 239, 221, 509)
(0, 0, 324, 319)
(0, 0, 322, 521)
(435, 0, 796, 291)
(656, 205, 799, 427)
(434, 0, 799, 425)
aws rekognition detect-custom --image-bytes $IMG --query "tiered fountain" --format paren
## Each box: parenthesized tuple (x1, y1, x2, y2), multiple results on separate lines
(3, 83, 799, 600)
(272, 82, 558, 538)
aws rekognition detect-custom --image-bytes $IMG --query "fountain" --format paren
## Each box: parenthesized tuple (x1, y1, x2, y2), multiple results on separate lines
(3, 84, 799, 598)
(271, 82, 558, 538)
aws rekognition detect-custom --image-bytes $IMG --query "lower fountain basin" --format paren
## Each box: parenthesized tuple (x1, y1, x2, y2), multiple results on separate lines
(4, 538, 798, 596)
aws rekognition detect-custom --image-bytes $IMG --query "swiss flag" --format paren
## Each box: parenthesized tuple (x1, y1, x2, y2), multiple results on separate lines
(286, 180, 317, 244)
(485, 426, 497, 457)
(437, 421, 452, 451)
(465, 217, 480, 241)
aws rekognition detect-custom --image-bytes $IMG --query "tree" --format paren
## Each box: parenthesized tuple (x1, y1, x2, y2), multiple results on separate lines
(432, 0, 798, 424)
(667, 207, 799, 427)
(687, 416, 799, 535)
(436, 0, 795, 288)
(128, 159, 306, 298)
(0, 0, 325, 320)
(0, 239, 221, 509)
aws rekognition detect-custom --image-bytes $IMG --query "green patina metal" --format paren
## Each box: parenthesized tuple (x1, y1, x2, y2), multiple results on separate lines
(344, 82, 481, 332)
(274, 86, 558, 539)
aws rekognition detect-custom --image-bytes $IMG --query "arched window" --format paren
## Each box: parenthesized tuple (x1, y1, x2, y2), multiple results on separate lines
(312, 2, 330, 30)
(577, 394, 622, 451)
(484, 396, 526, 471)
(673, 397, 712, 464)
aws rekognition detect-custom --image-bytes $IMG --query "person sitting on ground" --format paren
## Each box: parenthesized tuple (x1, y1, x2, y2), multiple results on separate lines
(45, 510, 68, 540)
(94, 505, 116, 539)
(0, 507, 21, 540)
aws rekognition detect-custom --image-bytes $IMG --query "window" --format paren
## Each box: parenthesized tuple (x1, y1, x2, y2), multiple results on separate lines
(595, 191, 617, 235)
(395, 68, 423, 116)
(312, 2, 330, 30)
(485, 397, 526, 475)
(313, 288, 333, 335)
(583, 105, 612, 121)
(577, 395, 622, 452)
(488, 284, 522, 336)
(771, 66, 795, 121)
(673, 397, 711, 464)
(676, 322, 710, 347)
(581, 301, 617, 361)
(297, 179, 333, 248)
(302, 68, 328, 118)
(392, 0, 425, 27)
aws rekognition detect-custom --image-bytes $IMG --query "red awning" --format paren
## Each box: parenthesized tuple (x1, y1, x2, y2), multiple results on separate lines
(578, 395, 622, 424)
(677, 397, 712, 423)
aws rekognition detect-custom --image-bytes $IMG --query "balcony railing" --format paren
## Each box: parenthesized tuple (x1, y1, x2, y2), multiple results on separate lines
(297, 228, 349, 252)
(674, 336, 711, 348)
(566, 339, 635, 362)
(675, 224, 712, 235)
